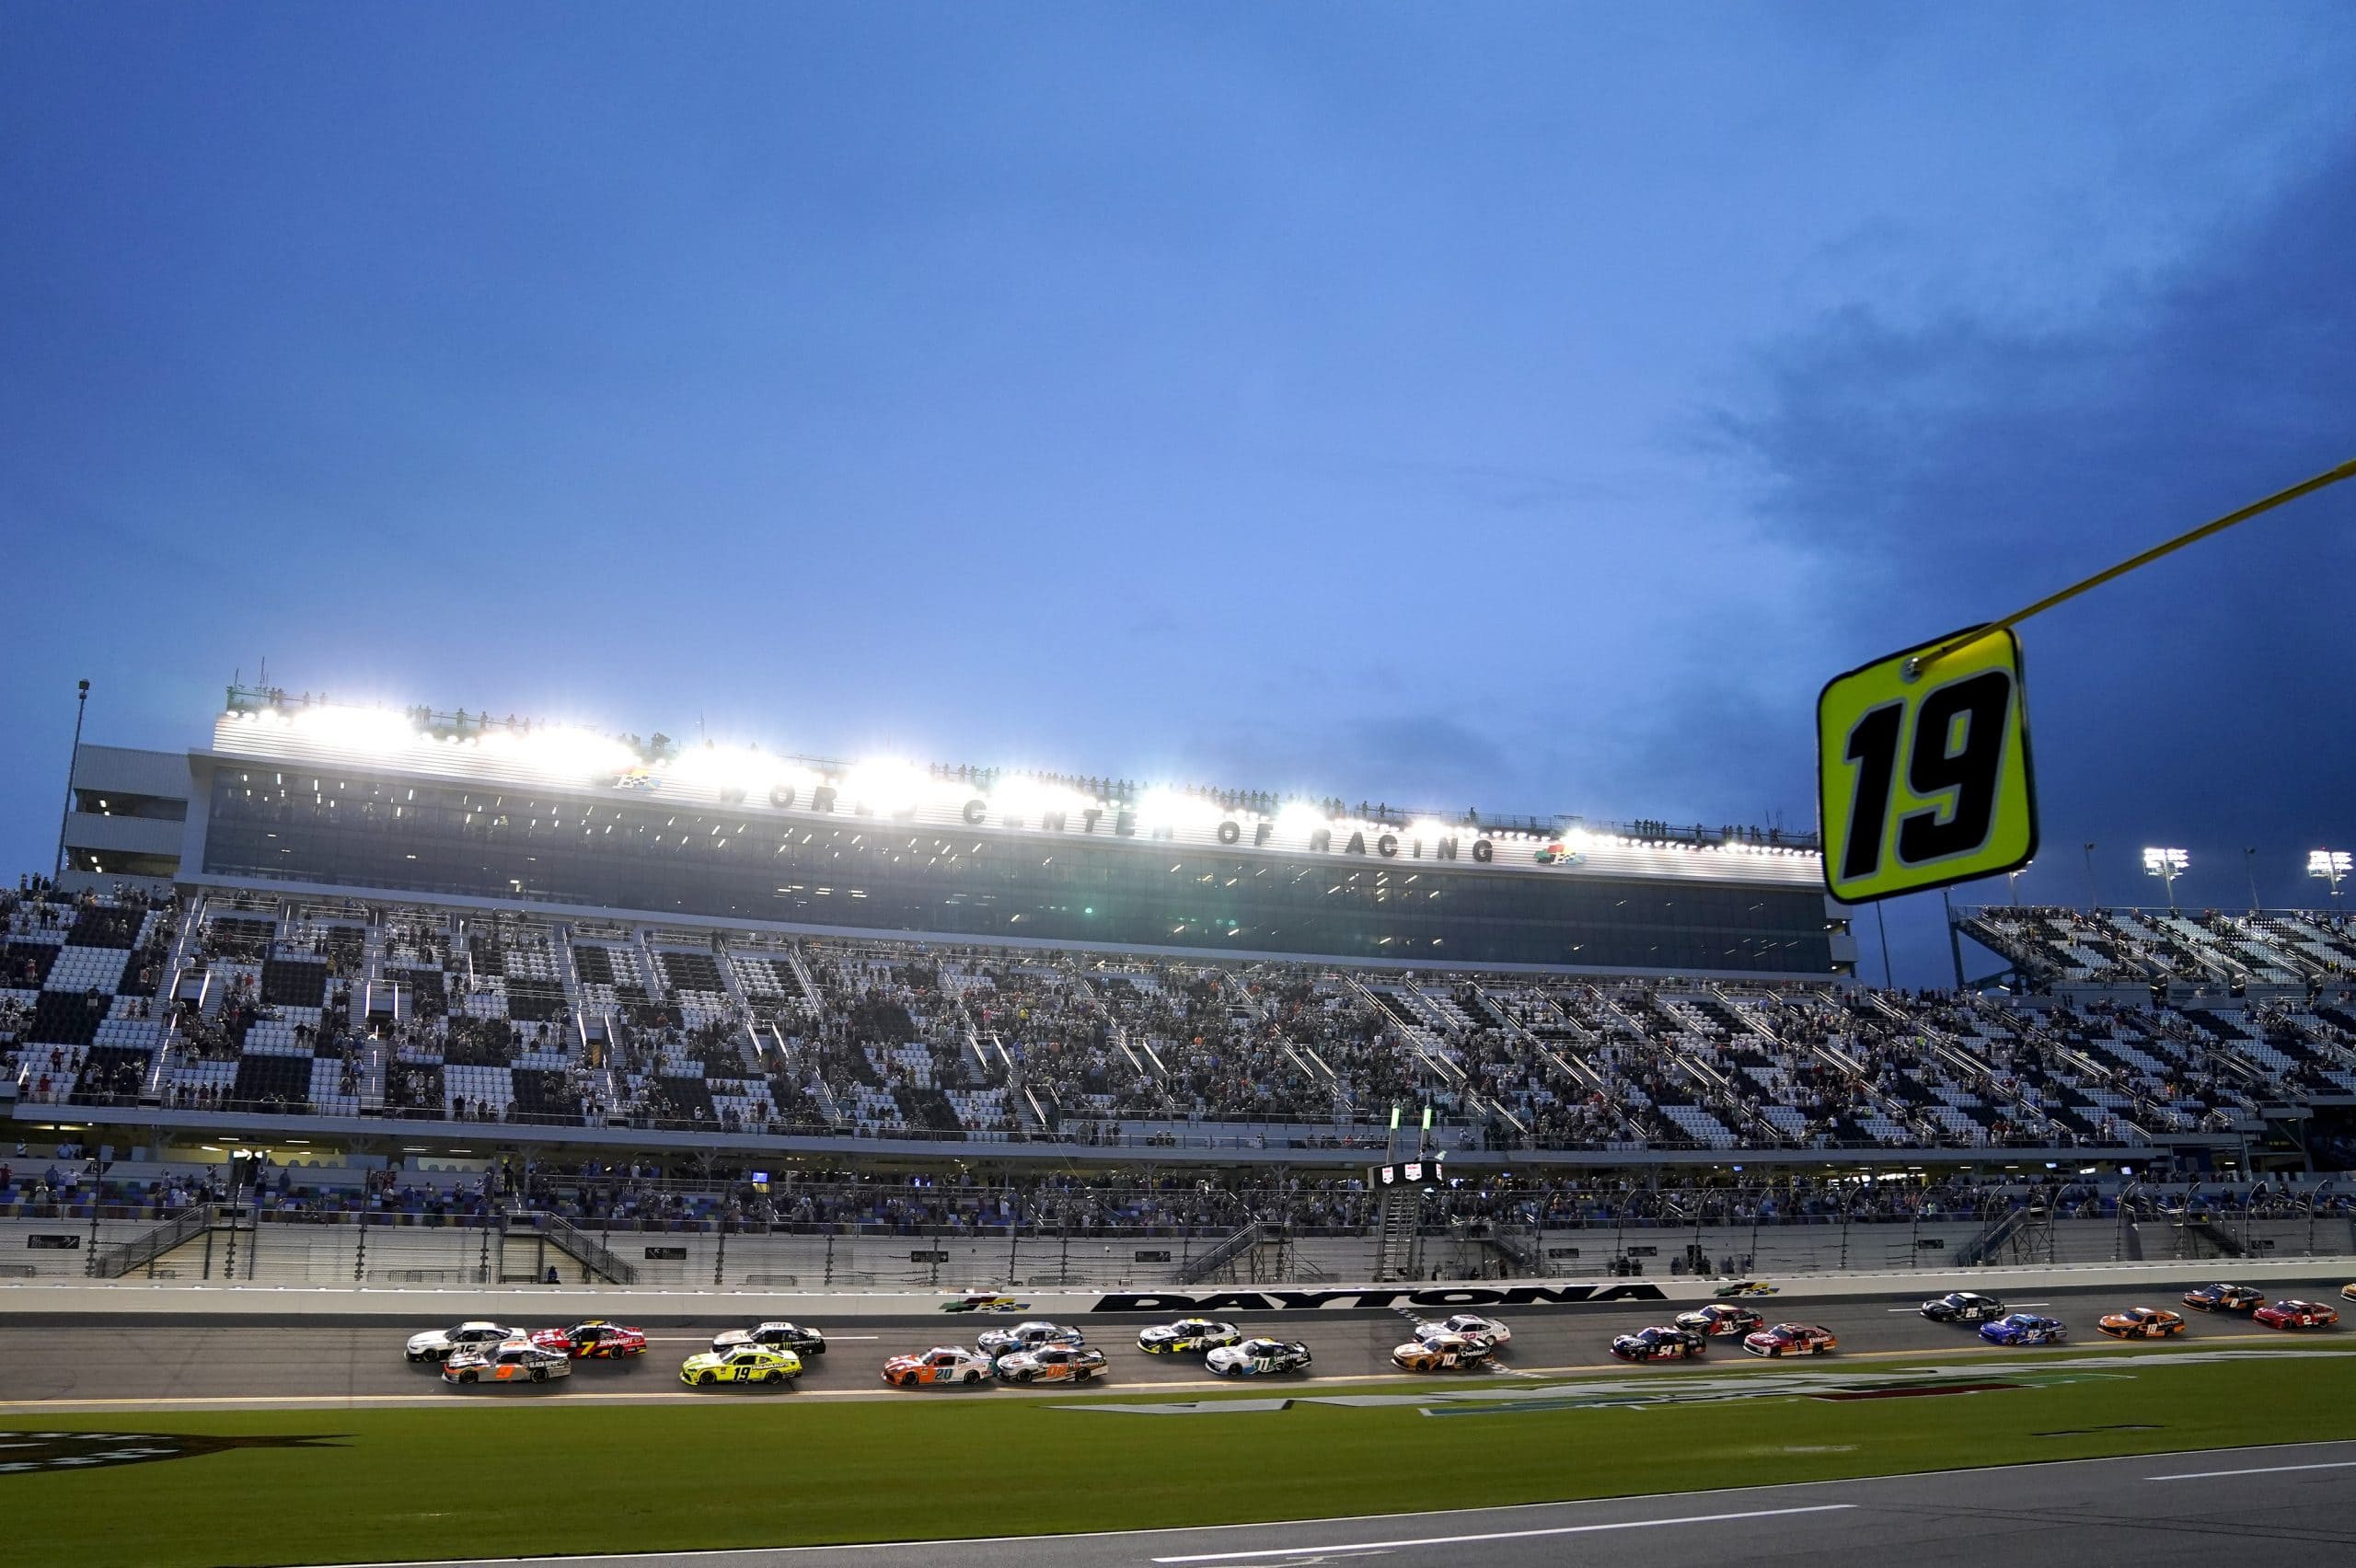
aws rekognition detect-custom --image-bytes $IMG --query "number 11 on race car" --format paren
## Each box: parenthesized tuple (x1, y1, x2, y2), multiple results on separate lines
(1817, 624, 2038, 904)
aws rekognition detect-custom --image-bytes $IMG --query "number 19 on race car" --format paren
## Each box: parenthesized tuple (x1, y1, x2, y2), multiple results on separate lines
(1817, 625, 2038, 905)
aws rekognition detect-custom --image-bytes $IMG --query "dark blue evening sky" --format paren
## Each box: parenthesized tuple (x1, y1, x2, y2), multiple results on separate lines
(5, 5, 2352, 983)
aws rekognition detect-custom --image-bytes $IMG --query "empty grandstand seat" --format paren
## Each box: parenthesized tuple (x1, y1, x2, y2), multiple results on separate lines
(260, 959, 329, 1009)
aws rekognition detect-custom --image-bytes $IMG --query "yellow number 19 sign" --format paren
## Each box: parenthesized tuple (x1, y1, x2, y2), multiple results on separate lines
(1817, 625, 2038, 904)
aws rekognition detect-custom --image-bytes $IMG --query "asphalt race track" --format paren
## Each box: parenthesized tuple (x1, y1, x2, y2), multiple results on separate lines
(349, 1441, 2356, 1568)
(0, 1276, 2347, 1409)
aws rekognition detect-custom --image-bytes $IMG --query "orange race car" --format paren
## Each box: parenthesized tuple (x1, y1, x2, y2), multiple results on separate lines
(2096, 1307, 2186, 1340)
(882, 1346, 993, 1388)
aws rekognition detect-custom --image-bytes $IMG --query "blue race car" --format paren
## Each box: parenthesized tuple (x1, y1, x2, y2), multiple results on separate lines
(1979, 1312, 2067, 1346)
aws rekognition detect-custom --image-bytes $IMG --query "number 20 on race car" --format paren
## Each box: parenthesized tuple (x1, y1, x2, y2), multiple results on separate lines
(1817, 625, 2037, 904)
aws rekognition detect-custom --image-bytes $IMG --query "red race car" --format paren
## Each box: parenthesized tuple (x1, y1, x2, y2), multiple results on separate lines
(530, 1320, 648, 1358)
(2252, 1299, 2340, 1332)
(1742, 1322, 1837, 1358)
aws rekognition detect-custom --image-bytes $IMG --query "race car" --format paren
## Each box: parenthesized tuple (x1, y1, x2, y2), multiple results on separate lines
(940, 1293, 1028, 1314)
(1611, 1325, 1707, 1363)
(710, 1320, 827, 1357)
(2096, 1307, 2186, 1340)
(680, 1345, 801, 1387)
(1715, 1279, 1780, 1297)
(1675, 1304, 1764, 1337)
(1392, 1331, 1496, 1372)
(405, 1320, 525, 1363)
(1742, 1322, 1836, 1357)
(2342, 1282, 2356, 1303)
(2252, 1299, 2340, 1331)
(443, 1340, 572, 1386)
(1206, 1338, 1313, 1378)
(1138, 1319, 1243, 1355)
(976, 1320, 1086, 1357)
(882, 1346, 994, 1387)
(1921, 1291, 2006, 1324)
(1416, 1313, 1511, 1348)
(2182, 1284, 2267, 1313)
(993, 1344, 1109, 1384)
(1979, 1312, 2067, 1346)
(530, 1320, 647, 1358)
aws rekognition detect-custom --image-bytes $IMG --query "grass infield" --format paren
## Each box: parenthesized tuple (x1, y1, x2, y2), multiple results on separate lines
(5, 1344, 2354, 1568)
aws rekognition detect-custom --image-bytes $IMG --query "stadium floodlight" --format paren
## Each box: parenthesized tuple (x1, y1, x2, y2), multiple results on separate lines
(1276, 800, 1329, 836)
(989, 773, 1091, 821)
(285, 704, 416, 756)
(1137, 788, 1218, 831)
(842, 758, 934, 816)
(476, 721, 641, 784)
(2312, 848, 2351, 905)
(2142, 847, 2189, 910)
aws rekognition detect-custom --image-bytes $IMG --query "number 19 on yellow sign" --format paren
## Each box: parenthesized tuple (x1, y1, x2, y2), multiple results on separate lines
(1817, 626, 2038, 904)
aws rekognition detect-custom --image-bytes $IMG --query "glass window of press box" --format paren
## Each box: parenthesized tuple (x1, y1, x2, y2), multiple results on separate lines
(202, 770, 1834, 973)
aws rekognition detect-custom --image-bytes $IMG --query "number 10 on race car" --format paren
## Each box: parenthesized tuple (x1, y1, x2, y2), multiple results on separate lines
(1817, 625, 2038, 904)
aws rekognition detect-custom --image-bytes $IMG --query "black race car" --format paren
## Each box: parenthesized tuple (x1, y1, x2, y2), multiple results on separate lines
(1610, 1325, 1707, 1363)
(1920, 1291, 2005, 1324)
(1206, 1338, 1313, 1377)
(2182, 1284, 2267, 1313)
(711, 1320, 827, 1356)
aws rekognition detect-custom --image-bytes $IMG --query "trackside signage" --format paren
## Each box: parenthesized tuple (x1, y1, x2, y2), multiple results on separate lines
(1088, 1284, 1668, 1313)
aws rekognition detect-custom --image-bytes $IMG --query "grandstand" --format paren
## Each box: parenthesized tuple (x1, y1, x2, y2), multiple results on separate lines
(12, 686, 2353, 1195)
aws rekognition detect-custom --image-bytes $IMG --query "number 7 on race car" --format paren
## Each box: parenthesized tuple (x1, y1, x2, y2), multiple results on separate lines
(1817, 625, 2038, 904)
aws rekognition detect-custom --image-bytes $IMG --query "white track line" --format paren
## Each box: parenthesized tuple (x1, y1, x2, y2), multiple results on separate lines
(2144, 1459, 2356, 1481)
(1149, 1504, 1857, 1562)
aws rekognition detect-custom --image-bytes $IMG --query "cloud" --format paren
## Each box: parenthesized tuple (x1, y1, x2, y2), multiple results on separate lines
(1711, 136, 2356, 975)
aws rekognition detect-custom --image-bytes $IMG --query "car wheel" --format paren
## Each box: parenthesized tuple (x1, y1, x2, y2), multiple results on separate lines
(698, 1371, 717, 1386)
(460, 1371, 478, 1384)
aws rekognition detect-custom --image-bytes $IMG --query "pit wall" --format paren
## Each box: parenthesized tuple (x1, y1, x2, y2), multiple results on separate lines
(5, 1254, 2350, 1323)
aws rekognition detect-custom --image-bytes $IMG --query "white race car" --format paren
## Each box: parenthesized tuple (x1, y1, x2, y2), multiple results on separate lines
(1138, 1319, 1243, 1355)
(443, 1340, 573, 1386)
(975, 1320, 1086, 1357)
(406, 1321, 525, 1363)
(1416, 1314, 1510, 1348)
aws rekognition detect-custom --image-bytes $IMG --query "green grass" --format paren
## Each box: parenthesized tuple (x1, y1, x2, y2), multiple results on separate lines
(6, 1347, 2356, 1568)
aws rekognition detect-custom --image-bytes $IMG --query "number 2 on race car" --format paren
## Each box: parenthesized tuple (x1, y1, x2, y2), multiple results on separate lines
(1818, 625, 2037, 904)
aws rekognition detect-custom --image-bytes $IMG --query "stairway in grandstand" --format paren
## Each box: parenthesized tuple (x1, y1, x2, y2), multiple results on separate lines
(1372, 1185, 1421, 1281)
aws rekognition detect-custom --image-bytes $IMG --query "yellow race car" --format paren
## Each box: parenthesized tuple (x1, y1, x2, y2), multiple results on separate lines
(680, 1344, 802, 1387)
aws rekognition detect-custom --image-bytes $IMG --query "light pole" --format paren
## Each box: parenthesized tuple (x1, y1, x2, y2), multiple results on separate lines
(52, 679, 89, 882)
(2083, 842, 2099, 909)
(2310, 850, 2350, 908)
(2142, 847, 2188, 912)
(2242, 847, 2261, 913)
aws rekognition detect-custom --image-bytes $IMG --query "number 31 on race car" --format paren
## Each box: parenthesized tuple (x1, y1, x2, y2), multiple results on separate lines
(1817, 625, 2037, 904)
